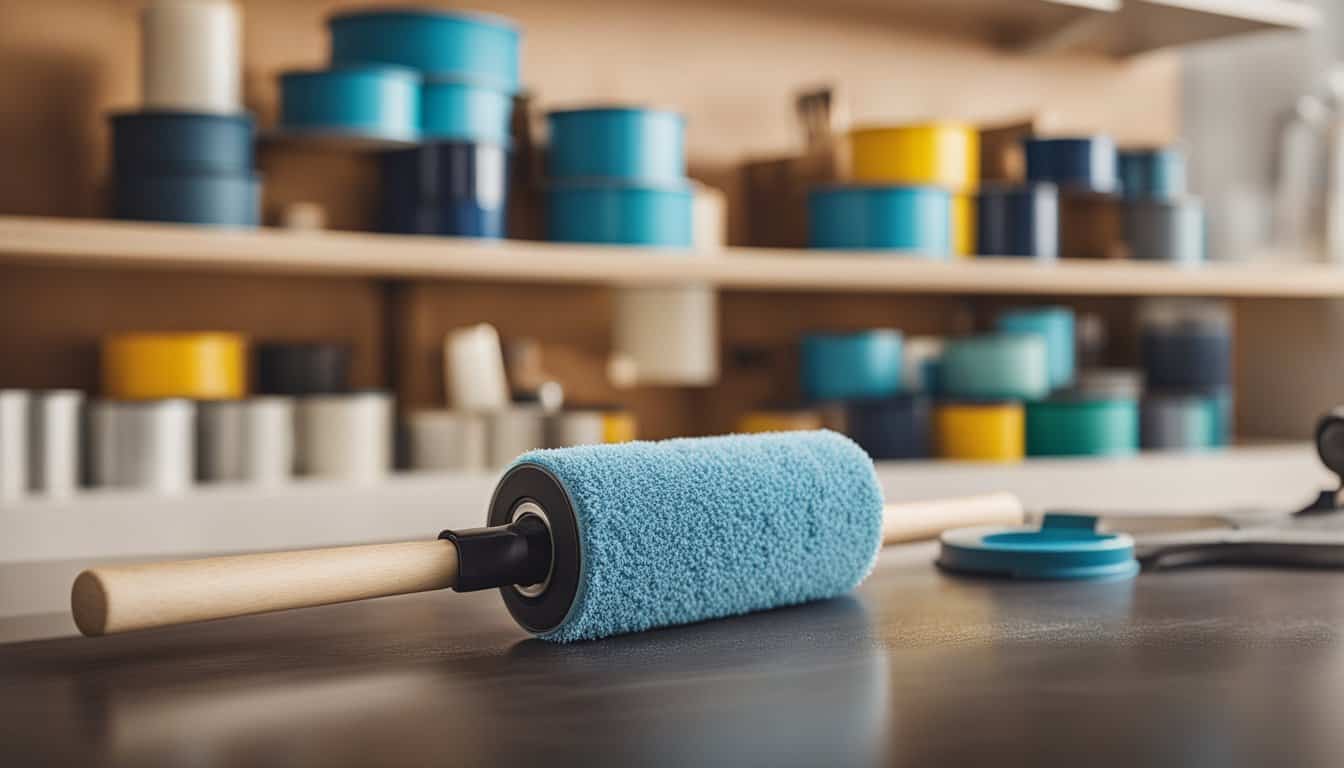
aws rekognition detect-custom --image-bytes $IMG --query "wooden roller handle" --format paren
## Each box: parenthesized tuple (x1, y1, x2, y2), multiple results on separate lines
(72, 540, 458, 637)
(71, 492, 1022, 637)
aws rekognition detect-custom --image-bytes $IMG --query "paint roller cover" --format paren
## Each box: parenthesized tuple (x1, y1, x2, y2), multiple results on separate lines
(514, 430, 885, 642)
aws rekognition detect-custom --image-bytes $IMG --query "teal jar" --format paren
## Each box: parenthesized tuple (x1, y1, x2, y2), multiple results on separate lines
(941, 334, 1050, 401)
(1025, 398, 1139, 457)
(996, 307, 1075, 390)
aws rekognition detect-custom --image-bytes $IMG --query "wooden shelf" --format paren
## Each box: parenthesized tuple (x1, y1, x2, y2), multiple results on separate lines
(3, 215, 1344, 298)
(1070, 0, 1322, 56)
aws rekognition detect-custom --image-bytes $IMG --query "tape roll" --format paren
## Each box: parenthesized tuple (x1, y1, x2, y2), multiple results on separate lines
(113, 174, 260, 227)
(1119, 148, 1186, 200)
(1075, 368, 1144, 400)
(800, 330, 904, 402)
(844, 394, 931, 460)
(612, 285, 718, 386)
(445, 324, 511, 412)
(807, 185, 951, 257)
(378, 141, 510, 237)
(1123, 198, 1205, 264)
(976, 183, 1059, 260)
(547, 181, 693, 246)
(102, 332, 247, 401)
(111, 112, 254, 176)
(1059, 191, 1122, 260)
(255, 342, 351, 396)
(294, 392, 393, 483)
(996, 306, 1075, 390)
(90, 399, 196, 494)
(406, 410, 489, 471)
(487, 405, 547, 467)
(1141, 394, 1218, 452)
(1024, 397, 1139, 457)
(902, 336, 944, 394)
(329, 9, 521, 91)
(279, 67, 420, 143)
(941, 334, 1050, 401)
(0, 390, 28, 501)
(28, 390, 83, 497)
(934, 401, 1025, 462)
(422, 79, 514, 144)
(736, 409, 825, 433)
(547, 108, 686, 184)
(197, 397, 294, 485)
(848, 122, 979, 191)
(1024, 136, 1118, 194)
(141, 0, 241, 113)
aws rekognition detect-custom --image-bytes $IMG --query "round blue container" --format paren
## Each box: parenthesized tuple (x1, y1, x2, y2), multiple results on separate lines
(279, 67, 420, 143)
(1140, 328, 1231, 392)
(546, 108, 685, 184)
(546, 182, 692, 246)
(113, 174, 260, 227)
(328, 9, 520, 91)
(1024, 136, 1118, 194)
(996, 306, 1076, 390)
(1119, 148, 1186, 200)
(111, 112, 254, 176)
(976, 183, 1058, 260)
(379, 142, 509, 237)
(941, 334, 1051, 401)
(421, 78, 514, 144)
(800, 331, 904, 402)
(939, 513, 1139, 581)
(844, 394, 931, 460)
(808, 185, 952, 257)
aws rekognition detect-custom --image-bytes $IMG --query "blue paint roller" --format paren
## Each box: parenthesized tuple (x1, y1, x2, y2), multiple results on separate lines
(70, 431, 1023, 641)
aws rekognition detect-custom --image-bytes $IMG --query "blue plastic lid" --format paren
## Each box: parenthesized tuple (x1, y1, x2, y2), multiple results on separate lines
(938, 513, 1139, 581)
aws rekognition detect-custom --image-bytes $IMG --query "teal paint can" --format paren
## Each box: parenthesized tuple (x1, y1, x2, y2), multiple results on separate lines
(996, 306, 1076, 390)
(807, 185, 951, 258)
(1025, 397, 1139, 457)
(941, 334, 1051, 401)
(547, 108, 685, 184)
(800, 330, 904, 402)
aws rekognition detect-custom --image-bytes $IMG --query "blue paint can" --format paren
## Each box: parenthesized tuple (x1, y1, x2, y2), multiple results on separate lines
(546, 108, 685, 184)
(1024, 136, 1118, 194)
(421, 78, 514, 144)
(279, 66, 420, 143)
(328, 9, 521, 91)
(378, 142, 510, 237)
(1118, 147, 1186, 199)
(546, 181, 692, 246)
(807, 185, 951, 257)
(800, 330, 904, 402)
(843, 394, 931, 460)
(1140, 327, 1231, 393)
(976, 183, 1059, 260)
(113, 173, 260, 227)
(996, 306, 1075, 390)
(111, 112, 254, 176)
(941, 333, 1051, 401)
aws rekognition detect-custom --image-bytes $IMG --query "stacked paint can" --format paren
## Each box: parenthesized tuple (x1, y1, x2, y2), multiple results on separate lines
(1119, 146, 1205, 264)
(1137, 299, 1232, 451)
(278, 9, 521, 237)
(1022, 136, 1119, 259)
(545, 108, 692, 246)
(111, 1, 259, 226)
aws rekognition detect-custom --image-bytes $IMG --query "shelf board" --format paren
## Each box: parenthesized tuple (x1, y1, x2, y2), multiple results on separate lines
(1076, 0, 1322, 56)
(4, 215, 1344, 298)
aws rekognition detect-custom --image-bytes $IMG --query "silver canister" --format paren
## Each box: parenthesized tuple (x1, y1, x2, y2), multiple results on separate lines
(0, 390, 29, 501)
(295, 392, 392, 483)
(91, 399, 196, 494)
(198, 397, 294, 485)
(1124, 198, 1205, 263)
(406, 410, 488, 472)
(29, 390, 83, 497)
(487, 405, 546, 468)
(548, 410, 606, 448)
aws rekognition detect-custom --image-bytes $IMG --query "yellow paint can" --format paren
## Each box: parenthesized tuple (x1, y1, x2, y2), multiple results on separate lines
(849, 122, 980, 192)
(934, 401, 1024, 462)
(102, 332, 247, 400)
(737, 409, 824, 434)
(602, 410, 638, 443)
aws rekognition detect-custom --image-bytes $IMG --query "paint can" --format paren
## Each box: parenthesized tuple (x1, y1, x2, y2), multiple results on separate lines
(1075, 368, 1144, 401)
(102, 332, 247, 401)
(1141, 393, 1219, 451)
(976, 183, 1059, 260)
(996, 306, 1076, 390)
(255, 342, 352, 396)
(141, 0, 241, 113)
(934, 400, 1025, 462)
(612, 285, 718, 386)
(844, 394, 932, 460)
(1138, 300, 1232, 392)
(378, 141, 509, 237)
(807, 185, 951, 257)
(28, 390, 83, 497)
(279, 67, 420, 144)
(294, 392, 393, 484)
(111, 112, 254, 176)
(328, 9, 521, 91)
(1118, 147, 1186, 200)
(1024, 397, 1139, 457)
(1024, 136, 1118, 194)
(849, 122, 979, 191)
(546, 181, 693, 246)
(487, 404, 546, 467)
(941, 334, 1050, 401)
(1123, 198, 1205, 264)
(0, 390, 29, 501)
(547, 108, 685, 184)
(406, 410, 489, 472)
(90, 399, 196, 494)
(736, 408, 825, 434)
(422, 78, 515, 144)
(445, 324, 511, 412)
(197, 397, 294, 485)
(800, 330, 904, 402)
(113, 173, 261, 227)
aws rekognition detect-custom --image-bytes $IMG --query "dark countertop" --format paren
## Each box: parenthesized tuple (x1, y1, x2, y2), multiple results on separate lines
(2, 544, 1343, 767)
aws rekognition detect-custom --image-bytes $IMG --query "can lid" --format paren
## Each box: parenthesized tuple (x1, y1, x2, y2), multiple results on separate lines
(938, 513, 1140, 581)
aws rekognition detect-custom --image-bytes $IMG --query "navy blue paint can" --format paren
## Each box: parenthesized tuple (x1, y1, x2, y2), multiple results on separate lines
(378, 141, 510, 237)
(976, 183, 1059, 260)
(1141, 328, 1231, 392)
(1024, 136, 1118, 194)
(113, 174, 261, 227)
(843, 394, 931, 460)
(111, 111, 255, 176)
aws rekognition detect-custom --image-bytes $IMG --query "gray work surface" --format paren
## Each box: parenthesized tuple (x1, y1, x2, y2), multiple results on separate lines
(2, 544, 1342, 767)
